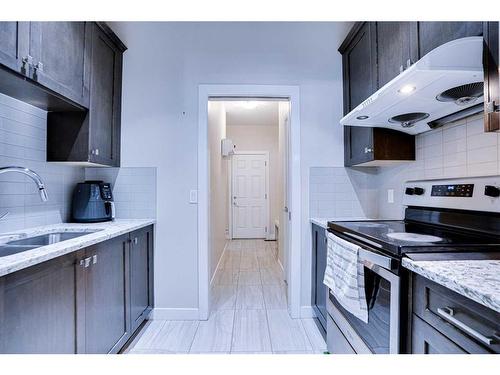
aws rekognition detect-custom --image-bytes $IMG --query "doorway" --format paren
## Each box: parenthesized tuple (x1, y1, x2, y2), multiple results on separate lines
(198, 85, 301, 321)
(231, 152, 270, 239)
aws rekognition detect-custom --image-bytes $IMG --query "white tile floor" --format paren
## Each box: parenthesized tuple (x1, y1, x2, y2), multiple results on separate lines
(125, 239, 327, 354)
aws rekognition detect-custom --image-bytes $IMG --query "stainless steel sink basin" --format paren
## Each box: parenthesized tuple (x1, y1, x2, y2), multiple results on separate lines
(0, 230, 101, 257)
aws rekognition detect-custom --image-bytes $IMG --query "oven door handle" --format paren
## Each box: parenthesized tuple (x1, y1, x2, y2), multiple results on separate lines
(358, 248, 395, 270)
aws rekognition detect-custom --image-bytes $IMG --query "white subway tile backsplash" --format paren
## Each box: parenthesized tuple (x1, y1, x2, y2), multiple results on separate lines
(0, 93, 85, 233)
(85, 167, 157, 220)
(376, 113, 500, 219)
(309, 167, 377, 219)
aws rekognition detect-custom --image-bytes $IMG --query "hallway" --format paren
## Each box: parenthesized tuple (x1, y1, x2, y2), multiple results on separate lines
(124, 240, 326, 354)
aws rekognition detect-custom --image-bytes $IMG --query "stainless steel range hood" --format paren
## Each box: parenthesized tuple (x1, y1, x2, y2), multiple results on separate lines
(340, 37, 484, 135)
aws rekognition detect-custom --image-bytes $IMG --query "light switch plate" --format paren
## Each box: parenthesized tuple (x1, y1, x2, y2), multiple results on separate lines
(189, 189, 198, 204)
(387, 189, 394, 204)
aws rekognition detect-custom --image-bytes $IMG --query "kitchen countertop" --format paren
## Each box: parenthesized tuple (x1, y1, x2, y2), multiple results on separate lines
(402, 258, 500, 313)
(0, 219, 155, 277)
(310, 217, 371, 229)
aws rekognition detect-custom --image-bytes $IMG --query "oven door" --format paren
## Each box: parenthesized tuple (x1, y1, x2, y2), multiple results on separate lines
(326, 240, 401, 354)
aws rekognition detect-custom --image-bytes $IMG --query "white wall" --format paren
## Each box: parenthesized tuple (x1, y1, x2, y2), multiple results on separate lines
(227, 123, 280, 239)
(208, 101, 228, 280)
(108, 21, 353, 314)
(0, 93, 84, 233)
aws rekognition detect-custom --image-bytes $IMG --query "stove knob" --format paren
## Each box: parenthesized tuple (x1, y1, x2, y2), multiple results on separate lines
(414, 187, 425, 195)
(485, 185, 500, 197)
(405, 187, 415, 195)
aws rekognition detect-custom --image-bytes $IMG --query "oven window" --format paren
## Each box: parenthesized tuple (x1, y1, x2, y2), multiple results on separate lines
(330, 266, 391, 354)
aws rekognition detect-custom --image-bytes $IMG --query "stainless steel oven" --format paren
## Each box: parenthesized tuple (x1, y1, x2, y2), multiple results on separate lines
(326, 232, 402, 354)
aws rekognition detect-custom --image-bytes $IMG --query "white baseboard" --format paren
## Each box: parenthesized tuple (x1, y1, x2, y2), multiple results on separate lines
(300, 305, 317, 319)
(210, 241, 229, 286)
(150, 307, 200, 321)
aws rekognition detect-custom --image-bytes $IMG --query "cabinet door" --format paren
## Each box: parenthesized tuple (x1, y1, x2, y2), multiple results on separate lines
(129, 226, 154, 331)
(314, 226, 327, 326)
(376, 22, 417, 87)
(344, 126, 374, 167)
(88, 23, 123, 167)
(484, 22, 499, 132)
(417, 22, 483, 58)
(0, 22, 29, 74)
(340, 22, 377, 114)
(29, 22, 90, 107)
(0, 251, 82, 353)
(84, 235, 129, 353)
(412, 315, 467, 354)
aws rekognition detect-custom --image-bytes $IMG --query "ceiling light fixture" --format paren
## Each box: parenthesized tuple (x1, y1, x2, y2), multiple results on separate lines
(356, 115, 369, 120)
(398, 85, 416, 95)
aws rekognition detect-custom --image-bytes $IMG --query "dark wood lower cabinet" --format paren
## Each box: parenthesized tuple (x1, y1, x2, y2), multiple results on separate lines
(83, 235, 130, 354)
(311, 223, 327, 333)
(0, 225, 154, 354)
(0, 250, 83, 353)
(129, 226, 154, 332)
(411, 274, 499, 354)
(412, 315, 467, 354)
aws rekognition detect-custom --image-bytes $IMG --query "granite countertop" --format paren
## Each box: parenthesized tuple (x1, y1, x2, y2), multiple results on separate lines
(402, 258, 500, 313)
(0, 219, 155, 277)
(310, 217, 371, 229)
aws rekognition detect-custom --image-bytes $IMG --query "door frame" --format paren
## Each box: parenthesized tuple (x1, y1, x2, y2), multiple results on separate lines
(228, 151, 270, 240)
(198, 84, 301, 320)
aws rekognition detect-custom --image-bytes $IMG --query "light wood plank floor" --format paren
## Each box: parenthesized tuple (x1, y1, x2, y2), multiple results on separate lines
(124, 239, 327, 354)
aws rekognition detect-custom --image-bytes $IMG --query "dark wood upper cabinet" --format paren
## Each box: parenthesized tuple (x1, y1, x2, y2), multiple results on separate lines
(376, 22, 417, 88)
(0, 22, 29, 75)
(46, 22, 126, 167)
(344, 126, 415, 167)
(416, 22, 483, 58)
(28, 22, 91, 107)
(88, 23, 123, 166)
(338, 22, 377, 115)
(483, 22, 499, 132)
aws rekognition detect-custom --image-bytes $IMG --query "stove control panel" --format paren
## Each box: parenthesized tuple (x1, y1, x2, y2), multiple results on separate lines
(404, 177, 500, 213)
(431, 184, 474, 197)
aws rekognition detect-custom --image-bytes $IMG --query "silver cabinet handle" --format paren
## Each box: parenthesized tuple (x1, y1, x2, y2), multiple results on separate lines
(34, 61, 44, 72)
(406, 58, 412, 68)
(399, 65, 404, 73)
(80, 257, 91, 268)
(92, 255, 97, 265)
(133, 237, 138, 245)
(364, 147, 374, 154)
(90, 149, 100, 156)
(437, 307, 498, 346)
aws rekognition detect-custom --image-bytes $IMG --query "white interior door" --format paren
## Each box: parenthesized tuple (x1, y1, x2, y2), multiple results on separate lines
(231, 153, 268, 239)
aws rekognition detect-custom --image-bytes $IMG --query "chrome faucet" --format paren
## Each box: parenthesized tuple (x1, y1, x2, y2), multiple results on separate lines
(0, 166, 49, 205)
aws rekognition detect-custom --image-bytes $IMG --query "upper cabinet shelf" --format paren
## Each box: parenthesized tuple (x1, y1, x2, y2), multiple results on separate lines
(0, 21, 127, 167)
(339, 21, 499, 167)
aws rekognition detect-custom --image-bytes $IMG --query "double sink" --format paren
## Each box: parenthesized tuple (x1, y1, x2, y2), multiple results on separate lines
(0, 230, 101, 257)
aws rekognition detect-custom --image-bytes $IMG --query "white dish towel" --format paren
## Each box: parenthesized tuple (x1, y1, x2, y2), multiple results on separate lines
(323, 232, 368, 323)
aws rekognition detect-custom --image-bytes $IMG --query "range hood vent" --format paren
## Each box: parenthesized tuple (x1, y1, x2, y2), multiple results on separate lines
(340, 37, 484, 135)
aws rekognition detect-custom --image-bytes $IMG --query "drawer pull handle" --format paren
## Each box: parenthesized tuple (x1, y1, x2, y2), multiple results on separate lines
(437, 307, 497, 346)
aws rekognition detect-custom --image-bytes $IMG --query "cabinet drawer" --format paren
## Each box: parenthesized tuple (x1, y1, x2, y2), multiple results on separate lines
(327, 314, 356, 354)
(412, 315, 467, 354)
(413, 274, 500, 353)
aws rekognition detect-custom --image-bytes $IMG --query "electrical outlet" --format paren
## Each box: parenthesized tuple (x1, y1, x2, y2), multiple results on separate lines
(189, 190, 198, 204)
(387, 189, 394, 204)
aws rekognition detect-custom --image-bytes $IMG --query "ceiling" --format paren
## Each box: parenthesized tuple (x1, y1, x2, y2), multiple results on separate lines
(224, 101, 279, 126)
